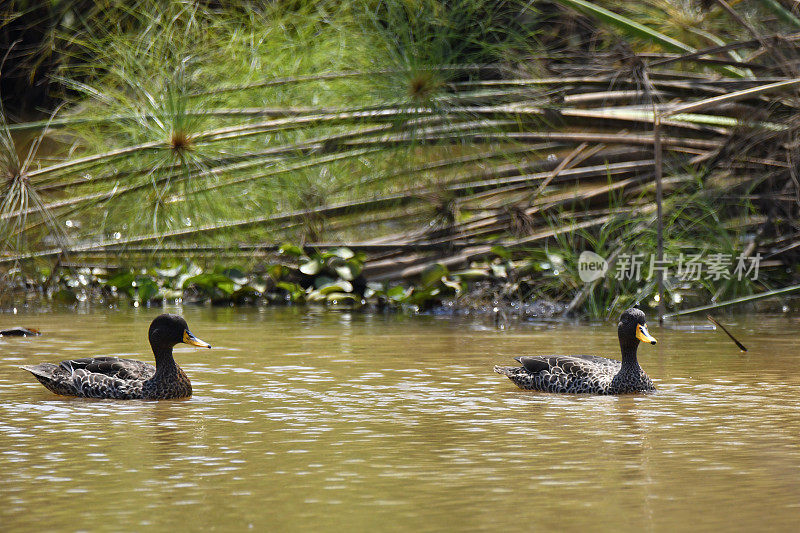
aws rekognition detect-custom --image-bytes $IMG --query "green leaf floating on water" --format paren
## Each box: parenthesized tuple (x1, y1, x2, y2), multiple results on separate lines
(308, 288, 358, 304)
(154, 264, 183, 278)
(299, 259, 323, 276)
(420, 263, 449, 288)
(452, 268, 490, 280)
(183, 273, 236, 295)
(314, 275, 336, 288)
(326, 292, 359, 304)
(386, 285, 411, 302)
(316, 280, 353, 295)
(220, 267, 248, 285)
(441, 278, 463, 293)
(333, 264, 354, 280)
(267, 264, 287, 280)
(408, 287, 441, 305)
(104, 272, 159, 300)
(135, 276, 159, 301)
(276, 281, 300, 293)
(306, 291, 324, 302)
(322, 247, 354, 260)
(279, 243, 304, 257)
(105, 273, 134, 294)
(232, 286, 260, 300)
(276, 281, 306, 302)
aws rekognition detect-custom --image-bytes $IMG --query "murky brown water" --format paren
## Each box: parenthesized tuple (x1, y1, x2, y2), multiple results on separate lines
(2, 307, 800, 531)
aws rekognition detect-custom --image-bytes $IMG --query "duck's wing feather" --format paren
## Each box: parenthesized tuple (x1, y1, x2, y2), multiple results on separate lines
(563, 354, 620, 368)
(66, 369, 144, 399)
(58, 357, 155, 380)
(21, 360, 146, 399)
(515, 354, 619, 375)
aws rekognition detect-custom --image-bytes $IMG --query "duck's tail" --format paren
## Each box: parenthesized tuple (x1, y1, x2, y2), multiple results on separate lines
(20, 364, 73, 395)
(494, 364, 540, 391)
(20, 363, 57, 379)
(493, 365, 516, 377)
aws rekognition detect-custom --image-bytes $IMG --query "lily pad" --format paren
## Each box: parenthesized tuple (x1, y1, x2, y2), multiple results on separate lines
(386, 285, 411, 302)
(135, 276, 160, 301)
(221, 267, 248, 285)
(299, 259, 323, 276)
(326, 292, 359, 304)
(267, 264, 288, 280)
(233, 285, 261, 302)
(420, 263, 449, 288)
(441, 278, 463, 293)
(183, 273, 235, 296)
(452, 268, 490, 281)
(279, 243, 304, 256)
(316, 280, 353, 295)
(322, 247, 355, 260)
(334, 263, 360, 281)
(154, 264, 183, 278)
(276, 281, 306, 302)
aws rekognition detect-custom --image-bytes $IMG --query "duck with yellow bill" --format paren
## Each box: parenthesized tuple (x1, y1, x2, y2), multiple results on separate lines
(494, 307, 658, 394)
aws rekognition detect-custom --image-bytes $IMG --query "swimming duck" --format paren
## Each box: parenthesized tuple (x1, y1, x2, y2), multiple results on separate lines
(494, 307, 658, 394)
(21, 314, 210, 400)
(0, 327, 41, 337)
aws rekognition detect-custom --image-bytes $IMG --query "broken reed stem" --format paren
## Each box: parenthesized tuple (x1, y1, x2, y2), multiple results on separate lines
(654, 113, 665, 324)
(707, 315, 748, 352)
(663, 285, 800, 318)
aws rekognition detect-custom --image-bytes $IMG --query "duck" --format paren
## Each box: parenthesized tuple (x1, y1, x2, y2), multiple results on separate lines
(0, 327, 41, 337)
(494, 307, 658, 394)
(20, 314, 210, 400)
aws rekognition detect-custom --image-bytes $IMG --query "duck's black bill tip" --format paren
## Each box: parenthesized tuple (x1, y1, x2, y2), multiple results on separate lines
(636, 324, 657, 345)
(182, 330, 211, 349)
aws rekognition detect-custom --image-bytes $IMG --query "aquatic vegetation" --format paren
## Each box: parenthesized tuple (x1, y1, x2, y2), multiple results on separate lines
(3, 0, 800, 317)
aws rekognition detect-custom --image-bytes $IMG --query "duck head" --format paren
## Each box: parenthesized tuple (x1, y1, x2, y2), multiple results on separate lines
(148, 314, 211, 354)
(618, 307, 657, 352)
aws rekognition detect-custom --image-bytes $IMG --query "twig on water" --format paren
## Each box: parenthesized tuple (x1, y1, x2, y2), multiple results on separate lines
(707, 315, 748, 352)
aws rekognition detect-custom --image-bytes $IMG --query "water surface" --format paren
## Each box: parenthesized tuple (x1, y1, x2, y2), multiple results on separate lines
(2, 307, 799, 531)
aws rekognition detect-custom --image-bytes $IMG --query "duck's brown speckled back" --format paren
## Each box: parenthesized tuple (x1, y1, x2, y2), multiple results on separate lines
(21, 314, 207, 400)
(494, 307, 657, 395)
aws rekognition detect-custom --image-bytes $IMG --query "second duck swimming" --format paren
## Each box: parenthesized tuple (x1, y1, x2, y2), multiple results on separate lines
(494, 308, 658, 394)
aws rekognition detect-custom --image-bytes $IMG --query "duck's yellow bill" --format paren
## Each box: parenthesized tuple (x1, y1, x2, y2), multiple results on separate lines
(183, 329, 211, 349)
(636, 324, 657, 345)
